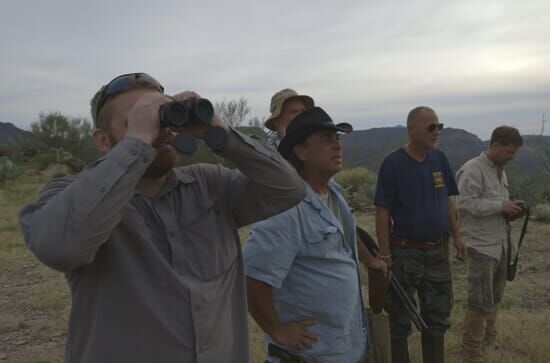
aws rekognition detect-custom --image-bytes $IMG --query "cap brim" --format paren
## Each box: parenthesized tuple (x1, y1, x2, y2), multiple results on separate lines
(278, 122, 353, 158)
(264, 116, 277, 131)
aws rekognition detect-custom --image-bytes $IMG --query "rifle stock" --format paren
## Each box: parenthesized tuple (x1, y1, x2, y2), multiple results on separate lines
(356, 226, 429, 332)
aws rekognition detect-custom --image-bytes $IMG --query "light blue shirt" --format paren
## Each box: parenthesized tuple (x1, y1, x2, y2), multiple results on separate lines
(243, 182, 367, 363)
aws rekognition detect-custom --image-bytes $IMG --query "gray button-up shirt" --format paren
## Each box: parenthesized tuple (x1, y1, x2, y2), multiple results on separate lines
(19, 129, 305, 363)
(456, 152, 509, 260)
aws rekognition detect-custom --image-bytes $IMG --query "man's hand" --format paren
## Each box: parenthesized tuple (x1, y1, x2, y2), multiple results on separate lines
(170, 91, 229, 138)
(453, 236, 467, 261)
(377, 247, 393, 268)
(126, 92, 171, 145)
(368, 258, 389, 278)
(502, 200, 524, 216)
(271, 319, 319, 351)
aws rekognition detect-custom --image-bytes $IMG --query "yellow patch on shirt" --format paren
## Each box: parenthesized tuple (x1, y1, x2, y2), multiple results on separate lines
(433, 172, 445, 188)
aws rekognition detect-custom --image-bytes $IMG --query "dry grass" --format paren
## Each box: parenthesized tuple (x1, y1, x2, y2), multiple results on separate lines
(534, 203, 550, 223)
(1, 169, 550, 362)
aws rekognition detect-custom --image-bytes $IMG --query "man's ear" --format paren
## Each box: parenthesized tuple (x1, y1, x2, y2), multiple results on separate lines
(293, 144, 307, 162)
(92, 129, 112, 154)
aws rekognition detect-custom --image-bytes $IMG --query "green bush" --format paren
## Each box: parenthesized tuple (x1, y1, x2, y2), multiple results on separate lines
(0, 144, 12, 157)
(534, 204, 550, 223)
(0, 156, 21, 182)
(335, 167, 377, 212)
(29, 151, 58, 171)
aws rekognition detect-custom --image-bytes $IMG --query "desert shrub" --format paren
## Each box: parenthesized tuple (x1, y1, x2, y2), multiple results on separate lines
(534, 204, 550, 223)
(29, 151, 58, 171)
(335, 167, 377, 212)
(0, 156, 21, 182)
(541, 188, 550, 203)
(25, 112, 97, 172)
(0, 144, 12, 157)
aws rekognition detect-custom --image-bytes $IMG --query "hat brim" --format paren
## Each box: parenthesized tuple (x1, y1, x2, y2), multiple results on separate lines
(278, 122, 353, 159)
(264, 95, 315, 131)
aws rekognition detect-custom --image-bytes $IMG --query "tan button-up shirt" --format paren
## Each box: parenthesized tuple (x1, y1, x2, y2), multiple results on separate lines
(19, 129, 305, 363)
(456, 152, 508, 260)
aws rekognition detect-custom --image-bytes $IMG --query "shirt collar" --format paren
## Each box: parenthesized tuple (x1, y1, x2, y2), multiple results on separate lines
(480, 151, 496, 168)
(303, 181, 339, 207)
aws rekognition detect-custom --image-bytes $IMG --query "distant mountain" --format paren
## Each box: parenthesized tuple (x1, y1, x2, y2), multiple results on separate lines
(341, 126, 484, 172)
(341, 126, 550, 201)
(2, 120, 549, 198)
(0, 122, 30, 149)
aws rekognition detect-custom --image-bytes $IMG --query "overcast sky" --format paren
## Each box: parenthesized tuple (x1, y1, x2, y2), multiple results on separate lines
(1, 0, 548, 139)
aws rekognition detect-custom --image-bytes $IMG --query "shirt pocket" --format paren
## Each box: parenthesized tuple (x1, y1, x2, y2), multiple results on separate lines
(481, 177, 506, 199)
(181, 198, 239, 279)
(303, 225, 342, 258)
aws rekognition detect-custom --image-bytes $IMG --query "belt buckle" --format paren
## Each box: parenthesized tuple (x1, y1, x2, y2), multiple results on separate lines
(425, 240, 438, 247)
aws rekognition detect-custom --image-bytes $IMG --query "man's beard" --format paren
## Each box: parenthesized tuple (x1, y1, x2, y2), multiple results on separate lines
(142, 146, 178, 178)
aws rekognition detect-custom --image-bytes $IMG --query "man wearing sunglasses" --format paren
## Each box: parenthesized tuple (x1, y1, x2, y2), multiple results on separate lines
(374, 106, 466, 363)
(19, 73, 306, 363)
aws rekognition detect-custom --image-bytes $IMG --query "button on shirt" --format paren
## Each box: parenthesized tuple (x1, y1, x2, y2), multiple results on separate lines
(19, 129, 306, 363)
(456, 152, 509, 260)
(243, 182, 367, 363)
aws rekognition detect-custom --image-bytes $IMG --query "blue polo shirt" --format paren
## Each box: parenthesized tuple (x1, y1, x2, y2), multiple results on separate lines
(243, 182, 367, 363)
(374, 147, 458, 241)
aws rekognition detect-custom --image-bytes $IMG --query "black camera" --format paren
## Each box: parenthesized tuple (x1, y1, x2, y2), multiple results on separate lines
(506, 201, 530, 221)
(159, 98, 214, 128)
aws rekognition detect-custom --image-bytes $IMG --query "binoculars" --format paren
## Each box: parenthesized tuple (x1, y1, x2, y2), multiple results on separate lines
(159, 98, 214, 128)
(158, 98, 227, 155)
(506, 201, 530, 222)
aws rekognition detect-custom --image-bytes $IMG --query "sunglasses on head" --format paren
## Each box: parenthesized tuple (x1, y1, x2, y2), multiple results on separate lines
(426, 123, 444, 132)
(95, 73, 164, 121)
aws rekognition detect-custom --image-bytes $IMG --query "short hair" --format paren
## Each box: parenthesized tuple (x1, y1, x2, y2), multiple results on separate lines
(490, 126, 523, 147)
(90, 81, 159, 131)
(286, 149, 304, 171)
(407, 106, 435, 126)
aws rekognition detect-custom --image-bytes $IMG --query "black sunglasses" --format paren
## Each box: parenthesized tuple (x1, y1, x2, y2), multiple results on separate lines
(426, 123, 444, 132)
(95, 73, 164, 121)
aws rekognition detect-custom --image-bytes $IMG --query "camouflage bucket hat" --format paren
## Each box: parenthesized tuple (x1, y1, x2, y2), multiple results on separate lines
(264, 88, 314, 131)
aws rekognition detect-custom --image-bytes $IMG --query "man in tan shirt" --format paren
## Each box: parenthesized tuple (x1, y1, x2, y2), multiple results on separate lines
(456, 126, 524, 363)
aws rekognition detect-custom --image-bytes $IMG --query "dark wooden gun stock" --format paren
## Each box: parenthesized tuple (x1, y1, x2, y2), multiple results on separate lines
(356, 226, 429, 332)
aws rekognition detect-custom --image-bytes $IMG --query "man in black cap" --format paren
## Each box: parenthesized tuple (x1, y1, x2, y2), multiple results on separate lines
(244, 107, 386, 363)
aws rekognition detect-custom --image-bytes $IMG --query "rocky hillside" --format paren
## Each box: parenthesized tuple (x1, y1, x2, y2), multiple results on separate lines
(0, 122, 29, 149)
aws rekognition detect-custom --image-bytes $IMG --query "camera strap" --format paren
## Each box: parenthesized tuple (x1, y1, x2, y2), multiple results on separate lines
(506, 209, 530, 281)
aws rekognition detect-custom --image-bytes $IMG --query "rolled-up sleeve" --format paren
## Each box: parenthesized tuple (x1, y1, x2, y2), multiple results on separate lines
(243, 208, 302, 288)
(19, 138, 156, 273)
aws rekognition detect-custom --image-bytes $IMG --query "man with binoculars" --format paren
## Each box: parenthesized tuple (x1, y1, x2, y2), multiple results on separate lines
(19, 72, 306, 363)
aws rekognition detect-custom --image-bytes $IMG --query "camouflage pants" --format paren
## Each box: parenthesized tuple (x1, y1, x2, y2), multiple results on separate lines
(466, 247, 506, 313)
(385, 236, 453, 337)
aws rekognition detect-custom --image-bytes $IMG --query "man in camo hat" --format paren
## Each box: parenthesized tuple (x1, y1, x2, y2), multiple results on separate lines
(265, 88, 314, 146)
